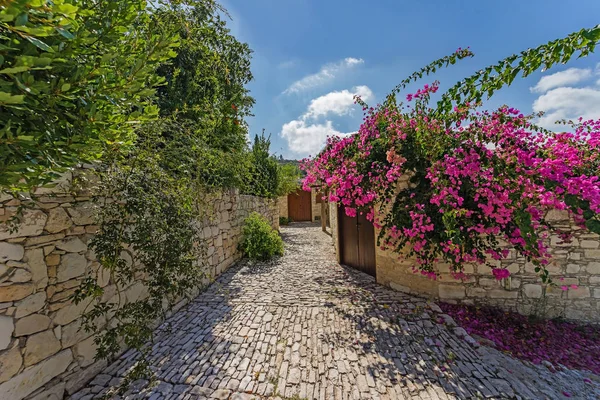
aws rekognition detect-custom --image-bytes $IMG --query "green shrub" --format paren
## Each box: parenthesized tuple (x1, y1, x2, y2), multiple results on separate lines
(241, 212, 284, 261)
(279, 216, 290, 225)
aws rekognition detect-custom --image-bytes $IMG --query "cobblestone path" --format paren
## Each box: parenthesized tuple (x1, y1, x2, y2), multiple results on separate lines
(73, 223, 600, 400)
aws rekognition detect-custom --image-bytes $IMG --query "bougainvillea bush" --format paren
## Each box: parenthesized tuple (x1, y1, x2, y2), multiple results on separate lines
(440, 303, 600, 375)
(302, 32, 600, 284)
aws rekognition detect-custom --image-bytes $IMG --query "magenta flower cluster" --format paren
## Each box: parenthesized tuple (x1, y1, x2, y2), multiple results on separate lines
(491, 268, 510, 280)
(301, 81, 600, 283)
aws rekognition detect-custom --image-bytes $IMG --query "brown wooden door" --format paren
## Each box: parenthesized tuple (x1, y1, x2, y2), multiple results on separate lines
(288, 190, 312, 221)
(339, 207, 359, 267)
(338, 206, 376, 277)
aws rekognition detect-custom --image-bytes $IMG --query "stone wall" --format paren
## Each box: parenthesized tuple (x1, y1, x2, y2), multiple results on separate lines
(433, 210, 600, 322)
(329, 202, 339, 260)
(311, 189, 321, 222)
(278, 196, 288, 219)
(0, 173, 278, 400)
(328, 201, 600, 323)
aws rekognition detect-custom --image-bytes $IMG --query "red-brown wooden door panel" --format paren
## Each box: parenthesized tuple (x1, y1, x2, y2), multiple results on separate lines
(338, 206, 376, 277)
(288, 190, 312, 221)
(357, 212, 376, 275)
(339, 207, 359, 267)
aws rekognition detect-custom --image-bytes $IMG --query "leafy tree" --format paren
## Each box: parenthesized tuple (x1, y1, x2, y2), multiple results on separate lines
(243, 132, 302, 198)
(246, 131, 280, 197)
(155, 0, 254, 155)
(277, 163, 301, 196)
(0, 0, 179, 190)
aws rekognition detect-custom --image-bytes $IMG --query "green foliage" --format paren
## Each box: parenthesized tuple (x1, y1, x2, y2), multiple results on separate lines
(152, 1, 255, 188)
(144, 118, 251, 189)
(65, 0, 259, 384)
(73, 143, 206, 363)
(245, 132, 302, 198)
(241, 212, 284, 261)
(0, 0, 179, 190)
(437, 25, 600, 114)
(279, 216, 290, 226)
(277, 163, 302, 196)
(246, 132, 280, 198)
(155, 1, 254, 155)
(377, 25, 600, 117)
(0, 0, 282, 390)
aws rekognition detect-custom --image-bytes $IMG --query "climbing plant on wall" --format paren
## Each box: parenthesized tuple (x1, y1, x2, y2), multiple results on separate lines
(73, 125, 210, 382)
(303, 25, 600, 284)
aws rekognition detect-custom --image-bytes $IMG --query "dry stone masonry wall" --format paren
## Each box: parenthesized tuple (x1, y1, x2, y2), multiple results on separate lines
(311, 189, 321, 222)
(0, 171, 278, 400)
(435, 209, 600, 322)
(278, 196, 288, 219)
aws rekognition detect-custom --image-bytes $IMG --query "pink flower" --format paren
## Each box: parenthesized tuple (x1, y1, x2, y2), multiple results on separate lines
(492, 268, 510, 280)
(300, 92, 600, 288)
(451, 271, 467, 280)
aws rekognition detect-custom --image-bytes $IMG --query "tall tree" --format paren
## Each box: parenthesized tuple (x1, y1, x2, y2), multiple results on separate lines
(0, 0, 179, 190)
(155, 0, 254, 154)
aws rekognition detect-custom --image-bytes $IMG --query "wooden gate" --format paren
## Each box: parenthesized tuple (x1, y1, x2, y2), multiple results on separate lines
(288, 189, 312, 221)
(338, 206, 376, 277)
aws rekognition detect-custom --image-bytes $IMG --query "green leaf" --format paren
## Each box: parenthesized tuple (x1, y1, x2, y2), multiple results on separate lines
(15, 12, 28, 27)
(564, 194, 578, 208)
(13, 25, 56, 36)
(0, 92, 25, 104)
(585, 219, 600, 235)
(55, 27, 75, 40)
(55, 4, 80, 15)
(61, 83, 71, 92)
(24, 36, 54, 52)
(0, 14, 15, 22)
(0, 66, 30, 74)
(15, 56, 52, 67)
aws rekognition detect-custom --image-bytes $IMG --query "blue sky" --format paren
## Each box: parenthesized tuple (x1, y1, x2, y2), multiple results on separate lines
(221, 0, 600, 159)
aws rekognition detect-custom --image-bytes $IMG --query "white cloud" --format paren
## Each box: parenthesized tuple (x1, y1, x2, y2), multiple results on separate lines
(304, 86, 373, 119)
(533, 87, 600, 129)
(280, 85, 372, 157)
(281, 120, 349, 156)
(282, 57, 364, 95)
(530, 66, 600, 130)
(530, 68, 592, 93)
